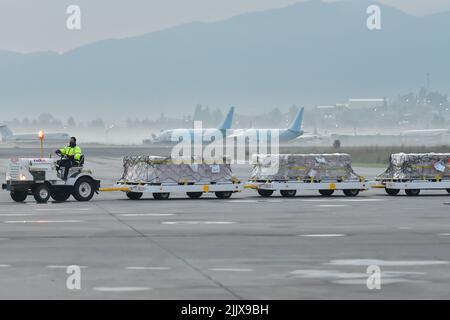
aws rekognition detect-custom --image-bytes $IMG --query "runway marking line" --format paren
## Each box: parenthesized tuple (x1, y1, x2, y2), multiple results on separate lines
(126, 267, 171, 270)
(290, 270, 425, 282)
(315, 205, 349, 208)
(290, 269, 367, 279)
(3, 220, 84, 224)
(332, 278, 414, 285)
(229, 200, 259, 203)
(120, 213, 176, 217)
(298, 234, 346, 237)
(162, 221, 235, 225)
(301, 199, 385, 202)
(209, 268, 254, 272)
(47, 265, 88, 269)
(336, 199, 386, 202)
(326, 259, 449, 266)
(93, 287, 151, 292)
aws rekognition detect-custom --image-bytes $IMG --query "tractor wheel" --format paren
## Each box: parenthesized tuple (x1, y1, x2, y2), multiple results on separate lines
(11, 191, 28, 203)
(343, 189, 360, 197)
(187, 192, 203, 199)
(257, 189, 274, 197)
(126, 192, 143, 200)
(385, 188, 400, 196)
(50, 189, 72, 202)
(215, 191, 233, 199)
(280, 190, 297, 197)
(33, 184, 51, 203)
(73, 177, 95, 202)
(319, 189, 334, 197)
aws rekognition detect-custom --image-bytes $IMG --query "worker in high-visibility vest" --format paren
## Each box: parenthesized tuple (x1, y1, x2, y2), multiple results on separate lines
(56, 137, 83, 180)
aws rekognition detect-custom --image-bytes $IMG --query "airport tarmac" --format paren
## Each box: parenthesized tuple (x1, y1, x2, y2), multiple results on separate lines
(0, 150, 450, 299)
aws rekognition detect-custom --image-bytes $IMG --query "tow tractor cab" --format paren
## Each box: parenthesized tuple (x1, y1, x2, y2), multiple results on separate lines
(2, 157, 101, 203)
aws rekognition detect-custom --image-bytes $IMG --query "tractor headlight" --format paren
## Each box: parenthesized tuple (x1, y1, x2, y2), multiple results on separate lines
(6, 175, 10, 181)
(20, 175, 27, 181)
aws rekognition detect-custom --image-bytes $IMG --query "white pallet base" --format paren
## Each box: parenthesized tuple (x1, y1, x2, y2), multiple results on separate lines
(248, 180, 373, 191)
(384, 180, 450, 190)
(115, 182, 243, 194)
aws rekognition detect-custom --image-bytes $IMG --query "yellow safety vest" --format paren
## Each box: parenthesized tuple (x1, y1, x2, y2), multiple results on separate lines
(60, 145, 83, 162)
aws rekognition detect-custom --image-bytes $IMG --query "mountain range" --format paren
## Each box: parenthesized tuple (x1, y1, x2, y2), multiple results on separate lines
(0, 0, 449, 120)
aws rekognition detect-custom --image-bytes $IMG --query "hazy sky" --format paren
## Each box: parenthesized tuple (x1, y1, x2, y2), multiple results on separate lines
(1, 0, 449, 53)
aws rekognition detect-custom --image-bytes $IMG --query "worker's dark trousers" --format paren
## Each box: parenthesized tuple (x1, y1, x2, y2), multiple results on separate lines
(58, 159, 75, 180)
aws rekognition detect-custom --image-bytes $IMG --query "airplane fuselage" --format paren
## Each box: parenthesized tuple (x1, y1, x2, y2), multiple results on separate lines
(153, 128, 227, 144)
(227, 128, 304, 142)
(3, 132, 71, 144)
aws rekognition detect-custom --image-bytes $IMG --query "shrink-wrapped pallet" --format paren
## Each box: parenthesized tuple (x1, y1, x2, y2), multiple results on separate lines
(120, 156, 233, 184)
(378, 153, 450, 180)
(250, 154, 360, 181)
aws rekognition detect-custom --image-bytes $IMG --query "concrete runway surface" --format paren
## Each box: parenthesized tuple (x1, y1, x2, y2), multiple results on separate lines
(0, 148, 449, 299)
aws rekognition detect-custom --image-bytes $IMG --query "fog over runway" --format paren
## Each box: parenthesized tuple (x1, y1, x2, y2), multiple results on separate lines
(0, 148, 449, 299)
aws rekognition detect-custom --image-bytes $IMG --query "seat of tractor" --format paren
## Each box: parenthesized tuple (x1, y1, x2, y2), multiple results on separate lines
(57, 155, 85, 179)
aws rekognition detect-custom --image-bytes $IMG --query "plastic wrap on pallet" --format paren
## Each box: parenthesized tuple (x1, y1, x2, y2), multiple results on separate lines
(378, 153, 450, 180)
(120, 156, 233, 184)
(250, 154, 360, 181)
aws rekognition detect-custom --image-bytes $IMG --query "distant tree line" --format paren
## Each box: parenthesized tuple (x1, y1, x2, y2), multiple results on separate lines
(3, 88, 450, 133)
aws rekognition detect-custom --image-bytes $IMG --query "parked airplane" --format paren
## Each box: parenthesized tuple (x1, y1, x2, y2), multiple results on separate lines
(294, 132, 331, 145)
(227, 107, 305, 143)
(0, 125, 70, 145)
(150, 106, 235, 144)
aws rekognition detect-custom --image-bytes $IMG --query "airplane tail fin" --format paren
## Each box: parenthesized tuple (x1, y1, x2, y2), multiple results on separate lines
(218, 106, 235, 130)
(0, 125, 13, 141)
(288, 107, 304, 133)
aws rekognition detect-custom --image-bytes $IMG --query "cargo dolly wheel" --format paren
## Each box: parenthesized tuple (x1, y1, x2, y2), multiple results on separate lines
(153, 193, 170, 200)
(280, 190, 297, 197)
(215, 191, 232, 199)
(446, 189, 450, 194)
(33, 184, 51, 204)
(405, 189, 420, 196)
(343, 189, 360, 197)
(187, 192, 203, 199)
(10, 191, 28, 203)
(319, 189, 334, 197)
(257, 189, 274, 197)
(126, 192, 143, 200)
(385, 188, 400, 196)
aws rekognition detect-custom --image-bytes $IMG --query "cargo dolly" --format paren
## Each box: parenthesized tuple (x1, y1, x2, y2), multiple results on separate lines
(374, 178, 450, 196)
(102, 179, 244, 200)
(246, 178, 373, 197)
(374, 153, 450, 196)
